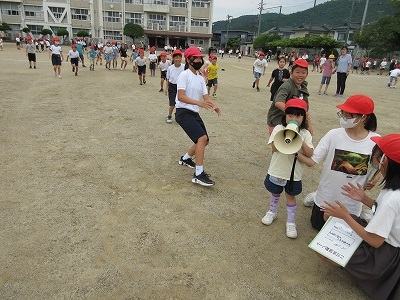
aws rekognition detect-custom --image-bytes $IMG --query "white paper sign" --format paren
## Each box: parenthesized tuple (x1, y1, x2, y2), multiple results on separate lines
(308, 216, 363, 267)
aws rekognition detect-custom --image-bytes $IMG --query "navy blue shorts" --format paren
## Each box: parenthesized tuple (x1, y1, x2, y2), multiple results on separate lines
(175, 108, 208, 144)
(168, 83, 177, 106)
(206, 78, 218, 87)
(138, 65, 146, 75)
(161, 70, 167, 79)
(52, 54, 62, 66)
(264, 174, 302, 196)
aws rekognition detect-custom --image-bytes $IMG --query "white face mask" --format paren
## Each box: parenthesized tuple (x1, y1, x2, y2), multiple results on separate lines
(340, 117, 359, 128)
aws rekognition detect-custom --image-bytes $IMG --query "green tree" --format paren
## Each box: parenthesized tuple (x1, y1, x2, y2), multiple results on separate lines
(227, 36, 240, 49)
(253, 34, 281, 52)
(124, 23, 144, 40)
(0, 22, 12, 34)
(57, 28, 69, 42)
(76, 30, 89, 38)
(22, 27, 31, 34)
(41, 28, 53, 37)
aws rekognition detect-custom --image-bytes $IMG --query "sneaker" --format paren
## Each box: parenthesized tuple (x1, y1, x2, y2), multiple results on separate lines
(256, 87, 260, 92)
(143, 79, 146, 84)
(317, 91, 321, 95)
(261, 211, 277, 225)
(388, 83, 391, 88)
(58, 75, 62, 79)
(166, 116, 172, 124)
(392, 86, 396, 89)
(75, 72, 77, 76)
(140, 82, 143, 85)
(212, 93, 217, 98)
(192, 171, 215, 186)
(303, 192, 316, 207)
(323, 91, 327, 95)
(252, 81, 256, 88)
(82, 65, 86, 67)
(29, 66, 32, 69)
(286, 223, 298, 239)
(179, 156, 195, 168)
(159, 89, 163, 92)
(72, 66, 75, 72)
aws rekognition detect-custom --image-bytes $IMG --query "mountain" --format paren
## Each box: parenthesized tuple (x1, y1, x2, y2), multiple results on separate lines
(212, 0, 395, 34)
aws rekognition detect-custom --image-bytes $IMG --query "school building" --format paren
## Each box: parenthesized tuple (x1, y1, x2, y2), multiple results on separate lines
(0, 0, 213, 49)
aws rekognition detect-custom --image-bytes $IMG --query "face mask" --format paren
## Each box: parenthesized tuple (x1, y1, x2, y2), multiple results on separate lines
(191, 61, 203, 70)
(340, 117, 359, 129)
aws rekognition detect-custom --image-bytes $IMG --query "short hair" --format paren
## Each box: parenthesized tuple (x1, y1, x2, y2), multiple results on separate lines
(282, 106, 308, 130)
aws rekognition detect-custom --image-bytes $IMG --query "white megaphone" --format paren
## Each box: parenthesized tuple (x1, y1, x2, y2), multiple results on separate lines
(274, 120, 303, 154)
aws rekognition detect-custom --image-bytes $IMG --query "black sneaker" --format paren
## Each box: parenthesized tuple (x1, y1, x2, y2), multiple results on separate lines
(179, 156, 195, 168)
(252, 81, 256, 88)
(192, 171, 215, 186)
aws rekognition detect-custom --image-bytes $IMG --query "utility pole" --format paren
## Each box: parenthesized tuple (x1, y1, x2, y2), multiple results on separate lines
(309, 0, 317, 31)
(257, 0, 265, 36)
(345, 0, 355, 45)
(225, 14, 232, 49)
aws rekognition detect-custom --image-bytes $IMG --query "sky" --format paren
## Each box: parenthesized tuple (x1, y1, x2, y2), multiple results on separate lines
(212, 0, 330, 22)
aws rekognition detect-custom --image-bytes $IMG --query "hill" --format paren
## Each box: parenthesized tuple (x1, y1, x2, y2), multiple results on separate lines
(212, 0, 395, 34)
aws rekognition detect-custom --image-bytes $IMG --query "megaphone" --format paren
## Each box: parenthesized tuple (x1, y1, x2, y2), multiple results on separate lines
(274, 120, 303, 154)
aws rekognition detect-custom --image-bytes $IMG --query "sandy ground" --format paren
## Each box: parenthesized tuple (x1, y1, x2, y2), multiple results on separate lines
(0, 42, 398, 299)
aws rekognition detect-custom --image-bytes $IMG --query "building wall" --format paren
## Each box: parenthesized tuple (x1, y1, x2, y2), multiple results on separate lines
(0, 0, 213, 48)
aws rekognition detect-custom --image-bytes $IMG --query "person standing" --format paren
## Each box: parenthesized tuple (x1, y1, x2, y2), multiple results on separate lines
(48, 37, 64, 79)
(119, 42, 128, 70)
(318, 54, 336, 95)
(16, 35, 21, 50)
(165, 49, 184, 124)
(26, 37, 37, 69)
(320, 134, 400, 300)
(378, 57, 387, 75)
(87, 45, 97, 71)
(175, 47, 221, 186)
(76, 41, 86, 67)
(0, 35, 3, 51)
(66, 44, 81, 76)
(103, 41, 113, 70)
(135, 49, 147, 85)
(334, 46, 352, 97)
(158, 52, 170, 91)
(266, 56, 290, 101)
(252, 52, 268, 92)
(206, 54, 219, 98)
(148, 49, 158, 77)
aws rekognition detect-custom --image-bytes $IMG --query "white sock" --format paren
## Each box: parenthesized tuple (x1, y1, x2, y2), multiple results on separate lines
(182, 153, 191, 160)
(195, 165, 203, 176)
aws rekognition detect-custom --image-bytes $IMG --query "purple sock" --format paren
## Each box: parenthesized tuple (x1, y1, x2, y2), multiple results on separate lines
(269, 193, 280, 213)
(286, 204, 297, 223)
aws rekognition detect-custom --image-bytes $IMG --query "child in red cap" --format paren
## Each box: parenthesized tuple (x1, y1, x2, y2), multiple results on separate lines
(135, 49, 147, 85)
(320, 133, 400, 300)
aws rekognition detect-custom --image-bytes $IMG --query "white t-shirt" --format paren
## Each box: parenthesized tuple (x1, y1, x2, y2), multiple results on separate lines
(135, 56, 147, 66)
(149, 53, 157, 62)
(319, 57, 327, 66)
(312, 128, 380, 215)
(389, 68, 400, 77)
(366, 189, 400, 247)
(159, 60, 171, 71)
(268, 125, 313, 181)
(50, 45, 62, 55)
(253, 59, 268, 73)
(68, 50, 80, 59)
(166, 64, 185, 84)
(175, 69, 207, 113)
(104, 45, 113, 54)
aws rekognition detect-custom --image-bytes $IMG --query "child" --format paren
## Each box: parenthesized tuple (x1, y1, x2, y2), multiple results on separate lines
(378, 57, 387, 75)
(262, 98, 313, 238)
(87, 45, 97, 71)
(206, 54, 219, 97)
(26, 37, 37, 69)
(252, 52, 268, 91)
(66, 44, 81, 76)
(0, 35, 3, 51)
(119, 42, 128, 70)
(103, 41, 113, 70)
(387, 66, 400, 88)
(96, 42, 103, 65)
(352, 56, 361, 73)
(176, 47, 221, 186)
(318, 54, 336, 95)
(48, 37, 64, 79)
(266, 56, 290, 101)
(312, 54, 319, 72)
(148, 49, 158, 77)
(130, 49, 138, 72)
(158, 52, 171, 92)
(319, 53, 326, 72)
(135, 49, 147, 85)
(112, 41, 119, 69)
(165, 49, 184, 123)
(267, 59, 312, 135)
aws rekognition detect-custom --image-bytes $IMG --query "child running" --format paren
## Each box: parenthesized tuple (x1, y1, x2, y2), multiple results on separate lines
(48, 37, 64, 79)
(87, 45, 97, 71)
(266, 56, 290, 101)
(252, 51, 268, 92)
(130, 49, 138, 72)
(158, 52, 171, 92)
(149, 49, 158, 77)
(176, 47, 221, 186)
(135, 49, 147, 85)
(387, 66, 400, 88)
(119, 42, 128, 70)
(318, 54, 336, 95)
(206, 54, 219, 98)
(262, 98, 313, 238)
(165, 49, 184, 124)
(66, 44, 81, 76)
(103, 41, 113, 70)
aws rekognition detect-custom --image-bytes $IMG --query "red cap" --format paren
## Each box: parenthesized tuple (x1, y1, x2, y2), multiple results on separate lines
(53, 36, 60, 41)
(258, 52, 265, 56)
(160, 52, 167, 56)
(71, 44, 77, 48)
(90, 45, 95, 49)
(285, 98, 308, 111)
(336, 94, 374, 115)
(139, 49, 144, 54)
(371, 134, 400, 164)
(184, 47, 203, 59)
(209, 54, 217, 60)
(26, 36, 32, 40)
(172, 49, 182, 56)
(293, 59, 308, 68)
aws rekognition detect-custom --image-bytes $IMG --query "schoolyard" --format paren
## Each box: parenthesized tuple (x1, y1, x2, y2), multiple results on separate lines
(0, 42, 398, 299)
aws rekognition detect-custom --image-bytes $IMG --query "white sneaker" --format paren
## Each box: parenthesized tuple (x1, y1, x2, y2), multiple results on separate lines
(261, 211, 277, 225)
(286, 223, 298, 239)
(303, 192, 316, 207)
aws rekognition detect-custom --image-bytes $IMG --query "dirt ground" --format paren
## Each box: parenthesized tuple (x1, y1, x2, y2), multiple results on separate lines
(0, 42, 398, 299)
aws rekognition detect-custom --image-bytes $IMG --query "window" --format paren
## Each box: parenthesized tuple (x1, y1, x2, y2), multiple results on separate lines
(104, 0, 122, 3)
(71, 8, 89, 21)
(144, 0, 167, 4)
(1, 3, 20, 16)
(192, 0, 210, 8)
(104, 30, 122, 41)
(169, 16, 186, 31)
(171, 0, 187, 8)
(24, 5, 43, 18)
(27, 25, 44, 35)
(191, 18, 208, 27)
(126, 0, 143, 4)
(147, 13, 166, 25)
(104, 11, 122, 23)
(337, 33, 346, 41)
(49, 7, 65, 19)
(126, 13, 143, 25)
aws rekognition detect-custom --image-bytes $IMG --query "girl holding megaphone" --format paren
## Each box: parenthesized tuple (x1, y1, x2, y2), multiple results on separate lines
(261, 98, 314, 239)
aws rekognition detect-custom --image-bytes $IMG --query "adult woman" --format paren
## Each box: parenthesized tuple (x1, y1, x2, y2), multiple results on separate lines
(321, 134, 400, 300)
(334, 46, 352, 97)
(298, 94, 379, 230)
